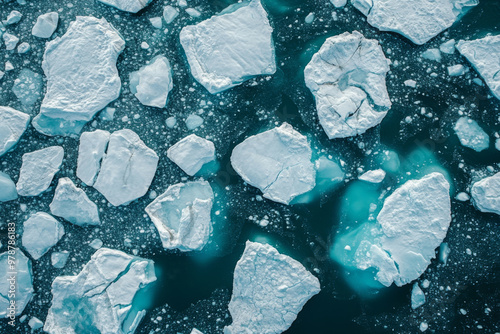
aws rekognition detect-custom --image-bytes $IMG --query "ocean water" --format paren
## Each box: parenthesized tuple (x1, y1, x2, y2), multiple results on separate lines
(0, 0, 499, 333)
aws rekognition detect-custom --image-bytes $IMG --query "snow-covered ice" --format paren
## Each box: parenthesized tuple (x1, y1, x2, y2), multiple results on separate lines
(0, 106, 30, 157)
(224, 241, 321, 334)
(146, 181, 214, 251)
(167, 134, 215, 176)
(231, 123, 316, 205)
(471, 172, 500, 215)
(180, 0, 276, 94)
(304, 31, 391, 139)
(32, 12, 58, 38)
(77, 129, 110, 187)
(454, 117, 489, 152)
(359, 169, 386, 183)
(98, 0, 153, 13)
(0, 171, 17, 202)
(411, 283, 426, 309)
(22, 212, 64, 260)
(0, 249, 33, 317)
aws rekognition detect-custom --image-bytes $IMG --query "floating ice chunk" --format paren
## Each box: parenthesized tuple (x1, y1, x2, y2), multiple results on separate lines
(438, 242, 450, 264)
(163, 5, 179, 24)
(456, 35, 500, 100)
(146, 180, 214, 251)
(180, 0, 276, 94)
(351, 0, 478, 45)
(185, 114, 204, 130)
(44, 248, 157, 334)
(420, 322, 428, 332)
(51, 251, 70, 269)
(440, 39, 455, 54)
(50, 177, 101, 226)
(191, 329, 203, 334)
(496, 138, 500, 151)
(455, 191, 470, 201)
(33, 16, 125, 137)
(404, 79, 417, 88)
(411, 283, 426, 309)
(28, 317, 44, 330)
(129, 55, 173, 108)
(0, 71, 4, 80)
(304, 31, 391, 139)
(77, 130, 110, 186)
(178, 0, 187, 7)
(231, 123, 316, 205)
(89, 238, 103, 249)
(186, 8, 202, 18)
(305, 12, 315, 24)
(93, 129, 159, 206)
(149, 17, 162, 29)
(32, 12, 59, 38)
(454, 117, 489, 152)
(224, 241, 320, 334)
(4, 11, 22, 25)
(22, 212, 64, 260)
(17, 42, 30, 53)
(167, 134, 215, 176)
(447, 64, 465, 76)
(166, 116, 177, 128)
(359, 169, 386, 183)
(0, 106, 30, 157)
(331, 0, 347, 8)
(3, 32, 19, 50)
(0, 171, 17, 201)
(12, 69, 43, 107)
(5, 61, 14, 71)
(421, 48, 442, 62)
(470, 172, 500, 215)
(0, 249, 33, 317)
(16, 146, 64, 197)
(98, 0, 153, 13)
(100, 107, 115, 121)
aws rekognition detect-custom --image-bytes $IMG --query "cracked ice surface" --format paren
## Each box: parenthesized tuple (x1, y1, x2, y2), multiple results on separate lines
(471, 172, 500, 216)
(304, 31, 391, 139)
(44, 248, 156, 334)
(230, 123, 316, 205)
(224, 241, 320, 334)
(77, 130, 111, 187)
(0, 249, 33, 317)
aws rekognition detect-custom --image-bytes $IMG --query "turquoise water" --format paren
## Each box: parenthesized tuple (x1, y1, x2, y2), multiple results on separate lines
(0, 0, 499, 333)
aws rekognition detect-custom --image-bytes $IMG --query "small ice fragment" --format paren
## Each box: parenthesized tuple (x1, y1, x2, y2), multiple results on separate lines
(97, 0, 153, 13)
(167, 134, 215, 176)
(0, 172, 17, 202)
(5, 11, 22, 25)
(163, 6, 179, 24)
(185, 114, 204, 130)
(0, 106, 30, 157)
(359, 169, 386, 183)
(454, 117, 489, 152)
(186, 8, 201, 18)
(439, 39, 455, 54)
(32, 12, 59, 38)
(149, 17, 162, 29)
(421, 49, 442, 62)
(17, 42, 30, 53)
(51, 251, 70, 269)
(89, 238, 103, 249)
(330, 0, 347, 8)
(22, 212, 64, 260)
(420, 322, 428, 332)
(438, 242, 451, 265)
(447, 64, 465, 76)
(411, 283, 426, 309)
(404, 79, 417, 88)
(28, 317, 44, 330)
(166, 116, 176, 128)
(471, 172, 500, 215)
(455, 192, 470, 201)
(3, 33, 19, 50)
(305, 13, 315, 24)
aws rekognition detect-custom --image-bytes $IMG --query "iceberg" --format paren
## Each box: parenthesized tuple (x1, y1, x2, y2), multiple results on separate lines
(145, 181, 214, 251)
(471, 172, 500, 215)
(411, 283, 426, 309)
(224, 241, 320, 334)
(180, 0, 276, 94)
(98, 0, 153, 13)
(12, 69, 43, 107)
(22, 212, 65, 260)
(50, 177, 101, 226)
(16, 146, 64, 197)
(0, 171, 17, 201)
(456, 35, 500, 100)
(33, 16, 125, 136)
(351, 0, 478, 45)
(454, 117, 489, 152)
(77, 130, 110, 186)
(304, 31, 391, 139)
(32, 12, 58, 38)
(0, 106, 30, 157)
(231, 123, 316, 205)
(129, 55, 173, 108)
(0, 249, 33, 317)
(44, 248, 157, 334)
(359, 169, 386, 183)
(167, 134, 215, 176)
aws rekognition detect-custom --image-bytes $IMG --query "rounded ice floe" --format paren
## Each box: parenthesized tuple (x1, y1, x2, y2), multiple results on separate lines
(230, 123, 316, 205)
(304, 31, 391, 139)
(0, 171, 17, 201)
(0, 106, 30, 157)
(76, 129, 111, 186)
(146, 181, 214, 251)
(32, 12, 59, 38)
(471, 172, 500, 216)
(351, 0, 478, 45)
(33, 16, 125, 136)
(359, 169, 386, 183)
(180, 0, 276, 94)
(16, 146, 64, 197)
(97, 0, 153, 13)
(454, 117, 489, 152)
(224, 241, 320, 334)
(456, 34, 500, 100)
(129, 55, 173, 108)
(50, 177, 101, 226)
(0, 249, 33, 317)
(167, 134, 216, 176)
(22, 212, 64, 260)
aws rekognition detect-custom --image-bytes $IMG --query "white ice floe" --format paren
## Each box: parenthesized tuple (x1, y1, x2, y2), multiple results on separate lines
(224, 241, 320, 334)
(180, 0, 276, 94)
(191, 329, 203, 334)
(163, 6, 179, 24)
(421, 48, 442, 62)
(231, 123, 316, 205)
(0, 171, 17, 202)
(331, 0, 347, 8)
(471, 172, 500, 215)
(129, 55, 173, 108)
(167, 134, 215, 176)
(149, 17, 162, 29)
(351, 0, 478, 45)
(186, 8, 202, 18)
(44, 248, 157, 334)
(411, 283, 426, 309)
(22, 212, 64, 260)
(50, 177, 101, 226)
(17, 42, 30, 54)
(0, 249, 33, 317)
(98, 0, 153, 13)
(3, 33, 19, 50)
(32, 12, 58, 38)
(28, 317, 44, 330)
(440, 39, 455, 54)
(77, 130, 110, 187)
(454, 117, 489, 152)
(33, 16, 124, 136)
(304, 31, 391, 139)
(185, 114, 203, 130)
(447, 64, 465, 76)
(146, 181, 214, 251)
(12, 69, 43, 107)
(359, 169, 386, 183)
(16, 146, 64, 197)
(51, 251, 70, 269)
(456, 34, 500, 100)
(4, 11, 22, 25)
(0, 106, 30, 156)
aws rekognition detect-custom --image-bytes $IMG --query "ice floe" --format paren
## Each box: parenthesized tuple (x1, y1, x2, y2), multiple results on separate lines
(32, 12, 58, 38)
(12, 69, 43, 108)
(0, 106, 30, 157)
(51, 251, 70, 269)
(77, 129, 110, 187)
(22, 212, 64, 260)
(97, 0, 153, 13)
(411, 283, 426, 309)
(454, 117, 489, 152)
(163, 5, 179, 24)
(359, 169, 386, 183)
(167, 134, 215, 176)
(471, 172, 500, 215)
(0, 249, 33, 317)
(0, 171, 17, 201)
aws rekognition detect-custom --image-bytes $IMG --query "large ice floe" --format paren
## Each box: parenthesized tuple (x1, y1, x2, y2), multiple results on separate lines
(351, 0, 478, 45)
(471, 172, 500, 216)
(0, 249, 33, 317)
(16, 146, 64, 197)
(32, 16, 125, 136)
(179, 0, 276, 94)
(97, 0, 153, 13)
(129, 55, 174, 108)
(145, 181, 214, 251)
(0, 106, 30, 157)
(454, 117, 489, 152)
(231, 123, 316, 205)
(456, 34, 500, 100)
(224, 241, 321, 334)
(332, 173, 451, 288)
(44, 248, 157, 334)
(22, 212, 65, 260)
(50, 177, 101, 226)
(167, 134, 216, 176)
(304, 31, 391, 139)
